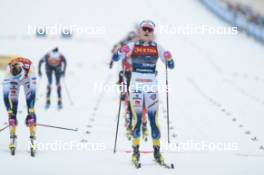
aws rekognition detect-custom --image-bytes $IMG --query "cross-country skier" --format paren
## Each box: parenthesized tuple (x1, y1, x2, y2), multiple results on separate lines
(112, 20, 175, 166)
(3, 57, 37, 155)
(111, 31, 149, 141)
(38, 47, 67, 109)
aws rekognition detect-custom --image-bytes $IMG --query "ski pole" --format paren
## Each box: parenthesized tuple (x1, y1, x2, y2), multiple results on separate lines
(37, 123, 78, 132)
(165, 63, 171, 144)
(113, 93, 122, 153)
(62, 78, 74, 106)
(0, 125, 8, 133)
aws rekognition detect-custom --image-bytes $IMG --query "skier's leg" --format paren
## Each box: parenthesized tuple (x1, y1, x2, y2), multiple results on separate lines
(127, 71, 132, 122)
(55, 69, 62, 107)
(124, 71, 132, 137)
(119, 71, 127, 101)
(46, 70, 52, 106)
(124, 71, 131, 98)
(118, 70, 124, 85)
(127, 101, 133, 129)
(145, 92, 163, 162)
(125, 71, 131, 90)
(130, 91, 143, 161)
(124, 100, 133, 140)
(3, 79, 20, 153)
(23, 76, 37, 138)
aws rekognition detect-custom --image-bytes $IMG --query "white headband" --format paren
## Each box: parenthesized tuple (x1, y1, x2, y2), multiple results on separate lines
(139, 20, 155, 29)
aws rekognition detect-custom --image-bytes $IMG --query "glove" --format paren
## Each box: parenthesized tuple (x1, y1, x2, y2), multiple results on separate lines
(112, 52, 119, 61)
(164, 51, 172, 61)
(120, 45, 130, 54)
(38, 71, 42, 77)
(164, 51, 174, 69)
(109, 61, 113, 69)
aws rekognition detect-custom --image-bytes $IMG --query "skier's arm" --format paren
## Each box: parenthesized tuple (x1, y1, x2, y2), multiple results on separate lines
(38, 56, 46, 77)
(109, 60, 113, 69)
(112, 42, 135, 62)
(110, 43, 122, 69)
(157, 44, 175, 69)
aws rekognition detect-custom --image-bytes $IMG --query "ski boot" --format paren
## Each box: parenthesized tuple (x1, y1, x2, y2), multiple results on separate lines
(29, 135, 37, 157)
(58, 98, 63, 110)
(153, 145, 174, 169)
(153, 145, 164, 164)
(131, 145, 141, 168)
(9, 135, 17, 156)
(8, 117, 17, 156)
(26, 114, 37, 157)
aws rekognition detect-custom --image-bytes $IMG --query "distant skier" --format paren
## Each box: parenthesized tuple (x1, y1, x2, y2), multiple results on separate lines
(38, 47, 67, 109)
(112, 20, 175, 166)
(3, 57, 37, 155)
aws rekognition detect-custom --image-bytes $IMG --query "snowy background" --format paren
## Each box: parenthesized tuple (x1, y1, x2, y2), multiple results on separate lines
(0, 0, 264, 174)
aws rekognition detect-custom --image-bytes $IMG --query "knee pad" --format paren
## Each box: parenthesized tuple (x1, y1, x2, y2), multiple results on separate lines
(25, 114, 37, 127)
(8, 118, 17, 127)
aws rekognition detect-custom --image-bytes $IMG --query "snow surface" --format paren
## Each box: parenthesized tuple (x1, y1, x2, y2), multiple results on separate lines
(0, 0, 264, 174)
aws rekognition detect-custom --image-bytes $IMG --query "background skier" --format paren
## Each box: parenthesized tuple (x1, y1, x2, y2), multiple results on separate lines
(38, 47, 67, 109)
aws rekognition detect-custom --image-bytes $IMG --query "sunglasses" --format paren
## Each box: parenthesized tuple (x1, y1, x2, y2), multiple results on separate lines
(10, 64, 22, 76)
(142, 26, 154, 33)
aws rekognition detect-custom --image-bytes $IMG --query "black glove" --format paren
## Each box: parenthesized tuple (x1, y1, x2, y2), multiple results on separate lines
(109, 61, 113, 69)
(38, 71, 42, 77)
